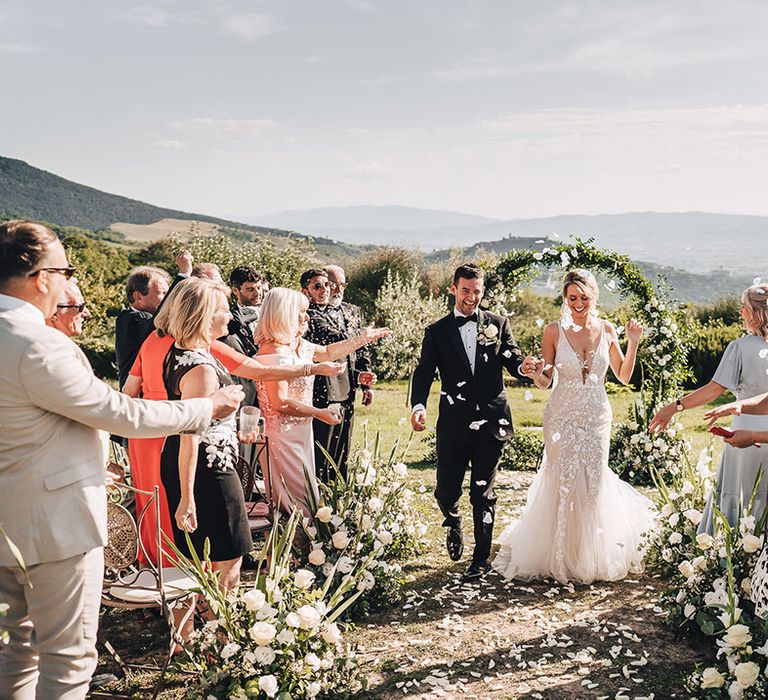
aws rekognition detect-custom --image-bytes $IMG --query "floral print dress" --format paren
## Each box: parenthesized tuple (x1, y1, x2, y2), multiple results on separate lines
(160, 346, 252, 561)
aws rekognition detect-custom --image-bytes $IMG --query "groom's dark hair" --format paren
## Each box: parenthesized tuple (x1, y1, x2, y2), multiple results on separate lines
(453, 262, 484, 285)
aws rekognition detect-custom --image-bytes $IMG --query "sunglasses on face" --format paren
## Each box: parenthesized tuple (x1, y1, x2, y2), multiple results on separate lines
(28, 266, 77, 280)
(57, 303, 87, 313)
(311, 281, 330, 291)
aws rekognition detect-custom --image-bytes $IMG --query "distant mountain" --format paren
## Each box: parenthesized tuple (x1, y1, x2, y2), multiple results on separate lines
(0, 155, 298, 239)
(248, 205, 500, 234)
(246, 206, 768, 276)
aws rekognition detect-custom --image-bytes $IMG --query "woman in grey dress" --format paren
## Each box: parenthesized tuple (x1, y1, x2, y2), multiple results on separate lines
(650, 283, 768, 532)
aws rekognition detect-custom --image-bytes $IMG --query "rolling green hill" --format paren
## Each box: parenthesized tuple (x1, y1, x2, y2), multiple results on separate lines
(0, 155, 371, 260)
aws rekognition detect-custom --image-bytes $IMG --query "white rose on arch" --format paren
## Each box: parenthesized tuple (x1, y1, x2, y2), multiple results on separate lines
(484, 323, 498, 338)
(741, 534, 762, 554)
(734, 661, 760, 689)
(701, 667, 726, 689)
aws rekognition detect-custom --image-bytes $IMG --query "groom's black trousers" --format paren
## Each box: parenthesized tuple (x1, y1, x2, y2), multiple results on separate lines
(435, 419, 504, 563)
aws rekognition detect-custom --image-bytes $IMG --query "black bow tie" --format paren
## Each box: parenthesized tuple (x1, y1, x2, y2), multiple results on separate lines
(456, 313, 478, 327)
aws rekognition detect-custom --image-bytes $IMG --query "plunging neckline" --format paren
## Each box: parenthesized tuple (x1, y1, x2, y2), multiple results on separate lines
(561, 321, 604, 384)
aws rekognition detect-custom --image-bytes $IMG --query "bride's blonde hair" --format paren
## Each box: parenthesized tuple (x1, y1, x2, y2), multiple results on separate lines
(561, 269, 599, 301)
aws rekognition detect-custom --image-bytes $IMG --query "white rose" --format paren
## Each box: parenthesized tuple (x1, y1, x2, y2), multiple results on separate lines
(294, 569, 316, 590)
(681, 481, 694, 495)
(253, 645, 276, 665)
(723, 624, 752, 648)
(321, 622, 342, 645)
(734, 661, 760, 689)
(360, 514, 374, 531)
(684, 603, 696, 619)
(242, 588, 266, 612)
(678, 560, 695, 578)
(249, 621, 277, 646)
(307, 681, 322, 698)
(332, 531, 350, 549)
(315, 506, 333, 523)
(377, 530, 393, 546)
(285, 612, 301, 627)
(668, 513, 680, 527)
(704, 589, 728, 606)
(393, 462, 408, 478)
(308, 548, 326, 566)
(220, 642, 240, 660)
(668, 532, 682, 545)
(276, 628, 295, 645)
(684, 509, 703, 526)
(696, 533, 714, 550)
(304, 651, 322, 670)
(484, 324, 498, 338)
(742, 534, 762, 554)
(296, 604, 321, 630)
(701, 667, 725, 689)
(676, 590, 687, 603)
(741, 578, 752, 595)
(368, 497, 383, 512)
(259, 674, 279, 698)
(336, 555, 355, 574)
(692, 555, 707, 571)
(662, 548, 674, 562)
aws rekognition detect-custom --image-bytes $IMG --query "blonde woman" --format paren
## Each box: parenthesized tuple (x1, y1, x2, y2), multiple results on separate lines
(254, 288, 388, 516)
(494, 269, 653, 585)
(159, 277, 252, 591)
(651, 282, 768, 533)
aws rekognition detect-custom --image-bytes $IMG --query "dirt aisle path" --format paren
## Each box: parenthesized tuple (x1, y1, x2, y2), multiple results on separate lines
(353, 470, 711, 699)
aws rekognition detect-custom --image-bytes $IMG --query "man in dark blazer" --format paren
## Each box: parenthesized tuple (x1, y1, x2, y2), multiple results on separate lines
(411, 262, 531, 581)
(302, 267, 376, 481)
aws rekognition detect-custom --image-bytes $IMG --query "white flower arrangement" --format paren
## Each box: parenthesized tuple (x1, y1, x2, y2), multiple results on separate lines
(302, 434, 428, 616)
(645, 451, 768, 699)
(168, 513, 362, 699)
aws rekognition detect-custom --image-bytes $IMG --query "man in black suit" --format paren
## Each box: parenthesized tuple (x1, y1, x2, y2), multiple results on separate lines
(115, 266, 172, 388)
(411, 262, 530, 581)
(301, 267, 376, 481)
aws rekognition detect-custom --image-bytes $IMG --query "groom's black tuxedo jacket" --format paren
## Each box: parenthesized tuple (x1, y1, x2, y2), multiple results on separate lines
(411, 309, 526, 441)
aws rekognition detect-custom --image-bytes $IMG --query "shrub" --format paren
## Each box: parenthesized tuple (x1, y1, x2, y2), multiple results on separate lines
(686, 322, 743, 388)
(370, 271, 446, 381)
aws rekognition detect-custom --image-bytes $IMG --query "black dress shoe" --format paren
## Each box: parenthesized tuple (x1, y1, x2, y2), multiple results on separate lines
(462, 559, 492, 582)
(446, 526, 464, 561)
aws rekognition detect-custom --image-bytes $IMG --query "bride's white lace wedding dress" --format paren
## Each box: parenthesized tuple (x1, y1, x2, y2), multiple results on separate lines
(493, 321, 654, 585)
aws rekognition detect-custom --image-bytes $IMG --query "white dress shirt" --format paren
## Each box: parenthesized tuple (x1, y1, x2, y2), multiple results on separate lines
(412, 307, 477, 414)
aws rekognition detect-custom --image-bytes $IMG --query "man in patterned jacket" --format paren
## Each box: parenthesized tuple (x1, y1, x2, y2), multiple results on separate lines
(301, 267, 377, 481)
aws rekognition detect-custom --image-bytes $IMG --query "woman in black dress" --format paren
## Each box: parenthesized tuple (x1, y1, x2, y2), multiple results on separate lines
(159, 277, 252, 590)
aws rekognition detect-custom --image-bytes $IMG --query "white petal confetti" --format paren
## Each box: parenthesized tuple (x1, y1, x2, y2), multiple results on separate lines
(502, 350, 512, 358)
(754, 276, 762, 285)
(524, 390, 533, 401)
(499, 428, 507, 436)
(760, 348, 768, 359)
(457, 381, 466, 387)
(446, 395, 454, 405)
(482, 511, 493, 524)
(476, 480, 487, 486)
(535, 319, 544, 327)
(605, 280, 617, 291)
(469, 420, 487, 430)
(552, 433, 561, 442)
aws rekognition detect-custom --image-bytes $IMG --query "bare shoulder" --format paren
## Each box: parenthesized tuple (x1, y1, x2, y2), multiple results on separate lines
(602, 320, 620, 341)
(543, 322, 560, 337)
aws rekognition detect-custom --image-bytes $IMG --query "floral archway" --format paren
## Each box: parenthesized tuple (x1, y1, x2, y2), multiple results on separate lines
(487, 238, 690, 484)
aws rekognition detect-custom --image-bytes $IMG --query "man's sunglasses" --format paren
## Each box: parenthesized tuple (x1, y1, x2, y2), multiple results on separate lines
(28, 266, 77, 280)
(311, 281, 330, 291)
(57, 303, 87, 313)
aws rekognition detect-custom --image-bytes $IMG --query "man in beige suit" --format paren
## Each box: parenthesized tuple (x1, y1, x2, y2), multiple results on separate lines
(0, 220, 244, 700)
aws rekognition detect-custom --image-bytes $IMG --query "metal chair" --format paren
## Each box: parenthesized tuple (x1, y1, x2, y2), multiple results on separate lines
(99, 483, 197, 699)
(236, 436, 280, 536)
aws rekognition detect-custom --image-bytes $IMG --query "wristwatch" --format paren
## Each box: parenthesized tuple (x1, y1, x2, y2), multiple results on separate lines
(675, 398, 684, 412)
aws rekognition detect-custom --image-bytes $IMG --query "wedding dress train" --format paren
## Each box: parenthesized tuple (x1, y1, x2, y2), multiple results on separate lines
(493, 322, 654, 585)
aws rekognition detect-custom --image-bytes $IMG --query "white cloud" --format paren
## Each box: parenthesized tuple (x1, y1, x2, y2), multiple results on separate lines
(0, 43, 41, 53)
(151, 139, 186, 150)
(168, 117, 278, 139)
(221, 13, 281, 41)
(121, 5, 170, 27)
(343, 160, 395, 180)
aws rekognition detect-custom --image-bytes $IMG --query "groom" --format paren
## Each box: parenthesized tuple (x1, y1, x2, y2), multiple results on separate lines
(411, 263, 529, 581)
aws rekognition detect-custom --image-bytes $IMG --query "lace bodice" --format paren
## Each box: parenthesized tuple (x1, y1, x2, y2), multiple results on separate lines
(255, 338, 317, 432)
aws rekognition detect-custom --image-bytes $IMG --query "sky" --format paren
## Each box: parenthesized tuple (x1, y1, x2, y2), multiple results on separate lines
(2, 0, 768, 221)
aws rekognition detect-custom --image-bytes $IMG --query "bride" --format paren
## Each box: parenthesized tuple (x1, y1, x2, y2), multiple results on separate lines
(494, 269, 654, 585)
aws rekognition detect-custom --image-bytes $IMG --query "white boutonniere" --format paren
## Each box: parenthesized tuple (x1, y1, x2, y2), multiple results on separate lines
(477, 320, 499, 346)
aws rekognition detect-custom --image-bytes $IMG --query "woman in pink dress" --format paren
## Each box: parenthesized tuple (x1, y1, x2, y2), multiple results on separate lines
(254, 288, 388, 515)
